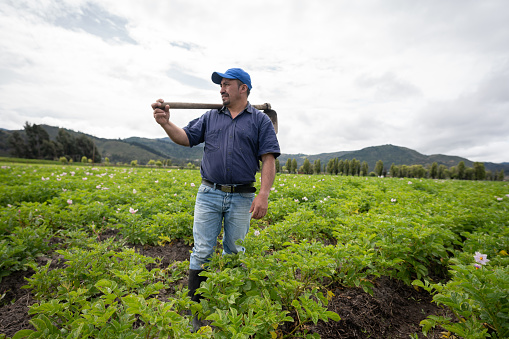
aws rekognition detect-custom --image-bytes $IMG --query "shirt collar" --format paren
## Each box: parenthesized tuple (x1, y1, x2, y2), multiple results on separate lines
(219, 102, 254, 115)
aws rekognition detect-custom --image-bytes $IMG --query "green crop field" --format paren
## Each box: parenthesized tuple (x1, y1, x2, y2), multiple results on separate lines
(0, 163, 508, 338)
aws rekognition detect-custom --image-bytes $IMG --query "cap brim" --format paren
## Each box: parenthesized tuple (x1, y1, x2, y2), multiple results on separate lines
(212, 72, 226, 85)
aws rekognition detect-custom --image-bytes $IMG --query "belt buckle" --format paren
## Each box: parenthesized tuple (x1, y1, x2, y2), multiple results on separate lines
(220, 185, 233, 193)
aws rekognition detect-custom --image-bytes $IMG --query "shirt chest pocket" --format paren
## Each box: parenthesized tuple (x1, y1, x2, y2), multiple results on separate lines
(205, 129, 221, 152)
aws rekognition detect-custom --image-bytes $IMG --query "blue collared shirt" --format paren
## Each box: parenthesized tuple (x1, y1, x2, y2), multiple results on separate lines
(183, 103, 280, 184)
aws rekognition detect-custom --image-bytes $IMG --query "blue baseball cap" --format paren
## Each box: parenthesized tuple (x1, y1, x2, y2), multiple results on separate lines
(211, 68, 252, 90)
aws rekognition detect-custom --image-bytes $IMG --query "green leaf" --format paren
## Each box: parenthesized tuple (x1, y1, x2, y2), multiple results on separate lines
(11, 329, 35, 339)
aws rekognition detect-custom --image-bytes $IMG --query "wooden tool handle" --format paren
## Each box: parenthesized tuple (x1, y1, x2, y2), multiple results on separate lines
(156, 102, 271, 111)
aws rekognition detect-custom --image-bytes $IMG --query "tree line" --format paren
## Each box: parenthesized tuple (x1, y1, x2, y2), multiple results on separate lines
(278, 157, 505, 181)
(8, 122, 101, 163)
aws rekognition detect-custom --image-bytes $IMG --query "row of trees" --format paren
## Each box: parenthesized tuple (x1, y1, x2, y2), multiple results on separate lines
(8, 123, 101, 163)
(279, 157, 505, 181)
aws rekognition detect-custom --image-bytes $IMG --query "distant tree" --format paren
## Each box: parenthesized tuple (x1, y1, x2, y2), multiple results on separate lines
(344, 159, 351, 176)
(147, 159, 156, 166)
(457, 161, 466, 180)
(291, 159, 298, 174)
(59, 156, 68, 164)
(400, 165, 409, 178)
(75, 135, 101, 163)
(131, 160, 138, 166)
(285, 158, 292, 173)
(464, 167, 474, 180)
(416, 165, 426, 178)
(438, 165, 448, 179)
(24, 122, 51, 159)
(361, 161, 369, 176)
(81, 156, 88, 163)
(485, 170, 494, 181)
(56, 129, 76, 160)
(352, 159, 361, 176)
(473, 162, 486, 180)
(275, 158, 280, 173)
(449, 166, 457, 179)
(104, 157, 110, 165)
(8, 131, 27, 158)
(374, 160, 384, 176)
(429, 162, 438, 179)
(333, 159, 340, 175)
(497, 170, 505, 181)
(302, 158, 312, 174)
(313, 159, 321, 174)
(156, 160, 163, 167)
(326, 159, 335, 175)
(389, 163, 398, 177)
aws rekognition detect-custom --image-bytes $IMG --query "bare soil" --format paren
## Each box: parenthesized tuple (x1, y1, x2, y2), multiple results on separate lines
(0, 241, 448, 338)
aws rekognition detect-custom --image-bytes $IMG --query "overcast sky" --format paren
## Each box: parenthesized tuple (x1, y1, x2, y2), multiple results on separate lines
(1, 0, 508, 163)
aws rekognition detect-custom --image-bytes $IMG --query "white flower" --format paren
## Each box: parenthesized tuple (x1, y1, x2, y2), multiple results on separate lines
(191, 183, 195, 187)
(155, 180, 159, 183)
(129, 207, 138, 214)
(408, 181, 412, 184)
(67, 199, 72, 205)
(474, 252, 490, 265)
(302, 197, 308, 201)
(391, 198, 397, 203)
(82, 177, 87, 180)
(133, 189, 137, 194)
(254, 230, 260, 236)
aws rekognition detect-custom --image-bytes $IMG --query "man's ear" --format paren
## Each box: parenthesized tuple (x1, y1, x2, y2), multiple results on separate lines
(239, 82, 248, 94)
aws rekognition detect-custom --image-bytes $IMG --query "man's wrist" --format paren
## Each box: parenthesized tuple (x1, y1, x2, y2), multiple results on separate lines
(257, 190, 270, 198)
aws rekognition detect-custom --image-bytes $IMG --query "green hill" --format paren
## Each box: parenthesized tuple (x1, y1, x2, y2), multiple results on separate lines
(1, 125, 507, 173)
(0, 125, 203, 166)
(280, 144, 508, 174)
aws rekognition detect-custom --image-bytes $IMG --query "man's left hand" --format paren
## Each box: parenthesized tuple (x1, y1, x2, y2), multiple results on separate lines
(249, 194, 268, 219)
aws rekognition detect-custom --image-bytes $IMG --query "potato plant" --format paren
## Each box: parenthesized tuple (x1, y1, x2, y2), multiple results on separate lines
(0, 163, 508, 338)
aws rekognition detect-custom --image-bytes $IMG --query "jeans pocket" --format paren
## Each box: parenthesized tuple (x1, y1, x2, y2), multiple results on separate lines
(239, 192, 255, 199)
(198, 184, 212, 193)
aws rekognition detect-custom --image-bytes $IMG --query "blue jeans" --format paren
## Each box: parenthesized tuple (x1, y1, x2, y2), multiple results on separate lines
(189, 184, 255, 270)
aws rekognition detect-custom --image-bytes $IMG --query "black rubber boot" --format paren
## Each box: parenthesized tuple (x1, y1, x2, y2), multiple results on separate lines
(188, 269, 207, 332)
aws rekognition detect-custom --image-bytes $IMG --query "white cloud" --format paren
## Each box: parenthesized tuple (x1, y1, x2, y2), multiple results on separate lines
(1, 0, 509, 163)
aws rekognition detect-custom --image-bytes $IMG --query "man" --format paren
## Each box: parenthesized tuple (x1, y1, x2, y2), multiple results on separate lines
(152, 68, 280, 331)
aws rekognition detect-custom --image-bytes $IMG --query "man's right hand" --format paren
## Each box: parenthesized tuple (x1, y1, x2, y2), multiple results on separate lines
(152, 99, 170, 126)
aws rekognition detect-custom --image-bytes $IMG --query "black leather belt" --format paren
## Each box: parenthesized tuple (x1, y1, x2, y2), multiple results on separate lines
(201, 179, 256, 193)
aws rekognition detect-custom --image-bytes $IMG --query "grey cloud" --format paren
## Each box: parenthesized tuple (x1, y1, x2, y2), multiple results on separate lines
(166, 66, 213, 90)
(169, 41, 200, 51)
(52, 2, 137, 44)
(355, 72, 422, 100)
(414, 65, 509, 154)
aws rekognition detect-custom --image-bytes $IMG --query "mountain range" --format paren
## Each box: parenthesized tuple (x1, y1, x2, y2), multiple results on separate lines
(0, 125, 508, 173)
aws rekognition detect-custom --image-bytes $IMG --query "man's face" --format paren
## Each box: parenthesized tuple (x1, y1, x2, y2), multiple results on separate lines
(220, 78, 244, 106)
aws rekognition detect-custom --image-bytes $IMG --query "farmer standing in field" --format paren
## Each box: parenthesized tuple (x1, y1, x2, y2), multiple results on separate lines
(152, 68, 280, 331)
